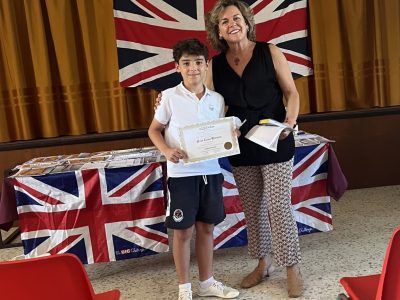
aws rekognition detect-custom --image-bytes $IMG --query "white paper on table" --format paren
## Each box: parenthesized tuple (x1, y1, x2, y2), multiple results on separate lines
(81, 161, 109, 169)
(107, 158, 145, 168)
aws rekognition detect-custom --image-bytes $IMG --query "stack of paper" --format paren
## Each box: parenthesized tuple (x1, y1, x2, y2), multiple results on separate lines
(245, 125, 287, 152)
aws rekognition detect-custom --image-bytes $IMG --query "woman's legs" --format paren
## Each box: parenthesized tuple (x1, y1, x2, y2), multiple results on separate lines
(260, 160, 301, 267)
(261, 160, 303, 297)
(233, 160, 303, 295)
(232, 166, 274, 288)
(233, 166, 272, 258)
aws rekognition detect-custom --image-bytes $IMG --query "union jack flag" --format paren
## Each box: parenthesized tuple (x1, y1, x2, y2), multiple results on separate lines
(214, 158, 247, 249)
(113, 0, 313, 90)
(292, 143, 333, 235)
(14, 163, 168, 264)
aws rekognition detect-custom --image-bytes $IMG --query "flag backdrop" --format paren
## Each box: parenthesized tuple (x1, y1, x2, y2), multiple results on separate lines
(113, 0, 313, 90)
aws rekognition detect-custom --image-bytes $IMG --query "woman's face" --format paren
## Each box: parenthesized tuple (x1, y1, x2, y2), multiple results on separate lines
(218, 5, 248, 43)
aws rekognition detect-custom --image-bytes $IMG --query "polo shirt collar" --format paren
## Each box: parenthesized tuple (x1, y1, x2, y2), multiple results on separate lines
(178, 82, 211, 97)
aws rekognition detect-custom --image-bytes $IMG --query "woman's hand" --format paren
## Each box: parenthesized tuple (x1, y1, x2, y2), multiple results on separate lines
(278, 129, 291, 140)
(278, 122, 296, 140)
(154, 92, 162, 111)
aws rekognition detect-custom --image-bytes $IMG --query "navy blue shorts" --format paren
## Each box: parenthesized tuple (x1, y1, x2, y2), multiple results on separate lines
(166, 173, 226, 229)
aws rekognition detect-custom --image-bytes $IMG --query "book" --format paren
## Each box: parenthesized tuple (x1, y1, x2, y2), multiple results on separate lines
(244, 119, 294, 152)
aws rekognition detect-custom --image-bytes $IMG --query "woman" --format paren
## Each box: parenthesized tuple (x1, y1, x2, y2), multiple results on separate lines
(205, 0, 303, 297)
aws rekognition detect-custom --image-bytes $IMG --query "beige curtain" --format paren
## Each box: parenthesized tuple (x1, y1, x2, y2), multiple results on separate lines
(0, 0, 156, 143)
(0, 0, 399, 143)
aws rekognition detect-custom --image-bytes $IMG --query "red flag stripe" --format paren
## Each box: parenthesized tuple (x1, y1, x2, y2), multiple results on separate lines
(283, 52, 313, 68)
(114, 17, 207, 48)
(129, 226, 169, 245)
(120, 62, 176, 88)
(14, 180, 64, 205)
(252, 0, 274, 14)
(297, 207, 333, 225)
(223, 180, 237, 189)
(48, 235, 81, 255)
(18, 198, 166, 232)
(135, 0, 177, 21)
(256, 9, 307, 41)
(213, 219, 247, 246)
(292, 144, 329, 179)
(291, 180, 327, 205)
(111, 163, 159, 197)
(223, 195, 243, 214)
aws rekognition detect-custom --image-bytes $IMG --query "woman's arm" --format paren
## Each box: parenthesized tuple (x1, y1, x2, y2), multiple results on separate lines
(205, 59, 215, 91)
(269, 44, 300, 128)
(205, 59, 229, 114)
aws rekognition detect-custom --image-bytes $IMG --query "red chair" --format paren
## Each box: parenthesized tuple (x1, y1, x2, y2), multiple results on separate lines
(0, 253, 121, 300)
(338, 226, 400, 300)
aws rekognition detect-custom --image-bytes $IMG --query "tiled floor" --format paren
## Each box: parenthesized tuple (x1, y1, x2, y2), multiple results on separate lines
(1, 185, 399, 300)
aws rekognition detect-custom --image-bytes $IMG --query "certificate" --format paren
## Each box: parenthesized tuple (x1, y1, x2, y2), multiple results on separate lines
(179, 117, 240, 164)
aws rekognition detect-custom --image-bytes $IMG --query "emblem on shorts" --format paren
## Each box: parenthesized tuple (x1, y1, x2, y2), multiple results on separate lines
(224, 142, 232, 150)
(173, 209, 184, 222)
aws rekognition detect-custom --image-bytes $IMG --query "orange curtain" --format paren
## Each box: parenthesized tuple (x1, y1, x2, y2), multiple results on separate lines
(297, 0, 400, 112)
(0, 0, 399, 143)
(0, 0, 156, 143)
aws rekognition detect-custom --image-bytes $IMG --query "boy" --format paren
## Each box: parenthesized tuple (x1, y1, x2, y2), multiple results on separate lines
(148, 39, 240, 300)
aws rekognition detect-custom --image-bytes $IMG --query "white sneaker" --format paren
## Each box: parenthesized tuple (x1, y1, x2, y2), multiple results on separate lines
(198, 281, 240, 298)
(178, 288, 192, 300)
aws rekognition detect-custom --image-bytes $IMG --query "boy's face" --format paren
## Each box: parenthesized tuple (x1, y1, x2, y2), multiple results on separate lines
(175, 54, 208, 86)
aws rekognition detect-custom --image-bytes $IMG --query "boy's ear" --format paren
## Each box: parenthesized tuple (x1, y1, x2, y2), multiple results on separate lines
(175, 62, 180, 73)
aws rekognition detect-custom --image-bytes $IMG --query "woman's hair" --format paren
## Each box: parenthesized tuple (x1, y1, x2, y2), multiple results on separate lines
(205, 0, 256, 53)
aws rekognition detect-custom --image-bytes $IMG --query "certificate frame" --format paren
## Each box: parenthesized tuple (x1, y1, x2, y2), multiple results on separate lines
(179, 117, 240, 164)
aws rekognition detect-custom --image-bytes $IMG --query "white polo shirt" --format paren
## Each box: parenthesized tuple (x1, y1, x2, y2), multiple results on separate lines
(154, 82, 225, 177)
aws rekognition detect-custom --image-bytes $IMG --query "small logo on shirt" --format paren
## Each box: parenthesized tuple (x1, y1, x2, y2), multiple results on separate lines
(209, 104, 215, 111)
(173, 209, 184, 222)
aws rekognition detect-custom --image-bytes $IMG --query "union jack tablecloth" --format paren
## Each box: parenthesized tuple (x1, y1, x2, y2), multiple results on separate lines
(13, 144, 333, 263)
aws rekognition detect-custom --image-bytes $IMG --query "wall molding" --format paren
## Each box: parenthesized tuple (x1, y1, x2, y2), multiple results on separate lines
(1, 106, 399, 152)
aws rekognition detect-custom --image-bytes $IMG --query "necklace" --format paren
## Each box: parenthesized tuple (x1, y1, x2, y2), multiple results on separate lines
(233, 57, 240, 66)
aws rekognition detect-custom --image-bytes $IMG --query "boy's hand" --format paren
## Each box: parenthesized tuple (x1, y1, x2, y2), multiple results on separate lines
(234, 128, 241, 138)
(154, 92, 162, 111)
(164, 148, 186, 163)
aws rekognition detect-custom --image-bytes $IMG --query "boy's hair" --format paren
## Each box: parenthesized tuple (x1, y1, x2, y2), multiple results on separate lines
(172, 39, 209, 62)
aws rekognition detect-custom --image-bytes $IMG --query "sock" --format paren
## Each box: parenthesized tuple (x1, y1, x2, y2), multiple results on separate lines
(199, 276, 215, 290)
(179, 283, 192, 291)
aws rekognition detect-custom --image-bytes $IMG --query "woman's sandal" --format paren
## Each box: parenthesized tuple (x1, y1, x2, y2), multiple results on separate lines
(287, 264, 304, 298)
(240, 258, 275, 288)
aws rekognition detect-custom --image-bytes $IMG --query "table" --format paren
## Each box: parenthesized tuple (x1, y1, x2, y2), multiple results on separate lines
(0, 143, 347, 263)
